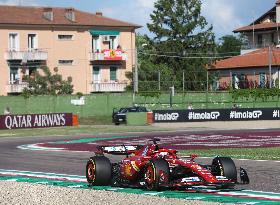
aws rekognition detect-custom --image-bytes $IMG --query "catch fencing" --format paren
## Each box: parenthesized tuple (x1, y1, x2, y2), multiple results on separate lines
(1, 92, 280, 118)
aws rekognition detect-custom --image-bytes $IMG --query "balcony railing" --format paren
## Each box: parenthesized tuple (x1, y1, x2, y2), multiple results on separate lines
(7, 82, 28, 93)
(241, 42, 273, 50)
(91, 82, 127, 92)
(90, 49, 127, 61)
(5, 50, 48, 61)
(240, 42, 278, 54)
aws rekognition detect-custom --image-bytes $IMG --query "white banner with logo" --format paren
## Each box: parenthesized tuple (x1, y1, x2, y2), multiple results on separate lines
(153, 108, 280, 122)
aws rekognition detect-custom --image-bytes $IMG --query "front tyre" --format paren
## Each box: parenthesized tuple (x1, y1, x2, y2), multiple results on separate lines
(211, 157, 237, 182)
(144, 158, 170, 191)
(86, 156, 112, 186)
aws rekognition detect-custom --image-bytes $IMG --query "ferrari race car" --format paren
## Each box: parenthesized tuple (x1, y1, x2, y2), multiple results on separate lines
(86, 139, 249, 190)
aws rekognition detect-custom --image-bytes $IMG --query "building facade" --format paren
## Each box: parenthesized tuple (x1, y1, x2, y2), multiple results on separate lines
(209, 0, 280, 90)
(0, 6, 140, 95)
(209, 48, 280, 90)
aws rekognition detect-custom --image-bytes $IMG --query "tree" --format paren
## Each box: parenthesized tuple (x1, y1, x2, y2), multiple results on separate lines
(22, 66, 74, 96)
(146, 0, 215, 91)
(217, 35, 244, 58)
(129, 34, 175, 93)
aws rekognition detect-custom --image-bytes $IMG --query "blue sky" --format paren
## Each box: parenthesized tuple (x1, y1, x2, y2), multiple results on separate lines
(0, 0, 277, 39)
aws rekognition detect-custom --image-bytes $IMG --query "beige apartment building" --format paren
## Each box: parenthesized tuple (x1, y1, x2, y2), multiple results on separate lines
(0, 5, 140, 95)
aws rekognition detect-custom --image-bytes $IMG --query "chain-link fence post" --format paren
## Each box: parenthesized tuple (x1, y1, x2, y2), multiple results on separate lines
(158, 71, 161, 91)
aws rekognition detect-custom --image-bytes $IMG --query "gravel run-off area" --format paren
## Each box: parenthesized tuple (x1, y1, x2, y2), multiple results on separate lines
(0, 181, 228, 205)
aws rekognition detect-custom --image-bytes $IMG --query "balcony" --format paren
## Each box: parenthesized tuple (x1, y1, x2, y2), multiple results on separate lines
(91, 82, 127, 92)
(5, 50, 48, 61)
(90, 49, 127, 61)
(7, 82, 28, 93)
(241, 43, 273, 55)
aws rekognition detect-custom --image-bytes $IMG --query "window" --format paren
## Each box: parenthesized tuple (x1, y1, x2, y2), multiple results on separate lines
(65, 9, 75, 22)
(257, 34, 263, 46)
(271, 33, 275, 44)
(110, 67, 117, 81)
(43, 10, 53, 21)
(232, 74, 239, 89)
(239, 74, 246, 89)
(259, 73, 266, 88)
(58, 60, 74, 66)
(93, 66, 101, 82)
(9, 33, 19, 51)
(29, 67, 37, 76)
(28, 34, 38, 51)
(271, 15, 276, 22)
(9, 67, 19, 84)
(58, 35, 73, 40)
(109, 36, 117, 49)
(92, 36, 101, 52)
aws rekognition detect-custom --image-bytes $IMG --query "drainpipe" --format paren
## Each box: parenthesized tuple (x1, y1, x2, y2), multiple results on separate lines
(269, 46, 272, 88)
(278, 68, 280, 89)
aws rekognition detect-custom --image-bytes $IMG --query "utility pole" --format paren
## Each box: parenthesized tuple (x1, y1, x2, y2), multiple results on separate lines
(182, 71, 185, 93)
(252, 21, 255, 48)
(269, 46, 272, 88)
(277, 23, 279, 45)
(206, 70, 209, 109)
(133, 48, 138, 93)
(278, 68, 280, 89)
(158, 71, 161, 91)
(252, 12, 255, 48)
(134, 44, 147, 94)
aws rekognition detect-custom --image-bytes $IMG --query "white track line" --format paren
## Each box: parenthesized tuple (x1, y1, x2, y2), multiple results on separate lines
(198, 157, 280, 163)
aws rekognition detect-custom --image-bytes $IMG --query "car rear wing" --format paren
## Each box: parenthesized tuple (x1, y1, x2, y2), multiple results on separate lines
(96, 145, 143, 155)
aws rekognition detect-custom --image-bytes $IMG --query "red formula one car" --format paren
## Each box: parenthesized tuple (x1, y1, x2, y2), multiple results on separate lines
(86, 139, 249, 190)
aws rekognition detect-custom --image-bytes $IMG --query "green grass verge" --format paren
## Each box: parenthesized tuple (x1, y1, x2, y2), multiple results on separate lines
(0, 125, 168, 138)
(79, 116, 112, 125)
(179, 147, 280, 160)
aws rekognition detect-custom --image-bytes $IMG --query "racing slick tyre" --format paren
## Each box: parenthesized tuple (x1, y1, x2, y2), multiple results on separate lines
(86, 156, 112, 186)
(211, 157, 237, 182)
(144, 158, 170, 191)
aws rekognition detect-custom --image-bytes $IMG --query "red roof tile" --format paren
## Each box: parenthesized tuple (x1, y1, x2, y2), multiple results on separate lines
(0, 5, 141, 28)
(209, 47, 280, 70)
(233, 22, 279, 33)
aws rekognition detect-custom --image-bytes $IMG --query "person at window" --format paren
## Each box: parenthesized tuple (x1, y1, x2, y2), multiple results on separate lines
(117, 45, 122, 50)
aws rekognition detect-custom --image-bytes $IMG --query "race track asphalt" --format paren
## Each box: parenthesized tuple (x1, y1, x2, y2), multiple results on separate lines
(0, 129, 279, 192)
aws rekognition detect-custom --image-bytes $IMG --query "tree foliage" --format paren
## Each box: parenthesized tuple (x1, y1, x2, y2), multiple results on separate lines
(217, 35, 244, 58)
(142, 0, 215, 91)
(22, 66, 73, 96)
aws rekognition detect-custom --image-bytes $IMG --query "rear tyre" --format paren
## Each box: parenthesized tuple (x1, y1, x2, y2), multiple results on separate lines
(86, 156, 112, 186)
(144, 158, 170, 191)
(211, 157, 237, 182)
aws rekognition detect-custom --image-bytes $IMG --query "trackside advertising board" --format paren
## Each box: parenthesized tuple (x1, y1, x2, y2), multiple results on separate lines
(153, 108, 280, 122)
(0, 113, 74, 130)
